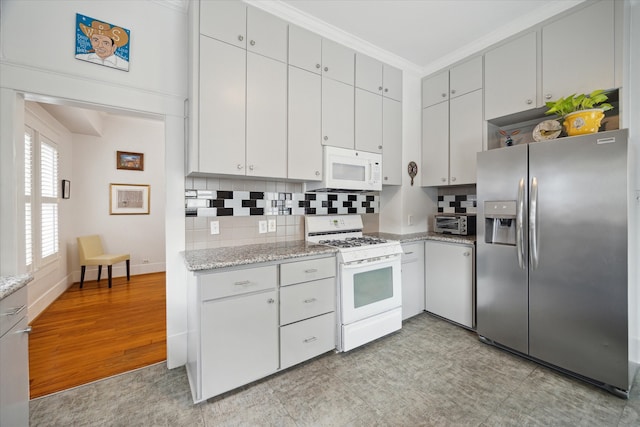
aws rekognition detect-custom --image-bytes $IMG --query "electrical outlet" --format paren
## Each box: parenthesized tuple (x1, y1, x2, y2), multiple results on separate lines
(210, 221, 220, 235)
(267, 219, 276, 232)
(258, 220, 268, 234)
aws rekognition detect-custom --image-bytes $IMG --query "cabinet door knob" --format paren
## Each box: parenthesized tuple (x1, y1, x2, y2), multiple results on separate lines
(316, 63, 321, 69)
(384, 88, 389, 93)
(323, 136, 328, 141)
(526, 99, 533, 105)
(384, 176, 388, 181)
(378, 86, 383, 91)
(249, 165, 255, 171)
(451, 89, 456, 94)
(250, 40, 256, 46)
(441, 93, 447, 98)
(463, 252, 470, 257)
(324, 66, 329, 72)
(267, 298, 275, 304)
(545, 94, 552, 100)
(451, 176, 457, 182)
(315, 171, 320, 176)
(237, 164, 243, 170)
(441, 177, 446, 182)
(238, 35, 244, 41)
(378, 145, 382, 149)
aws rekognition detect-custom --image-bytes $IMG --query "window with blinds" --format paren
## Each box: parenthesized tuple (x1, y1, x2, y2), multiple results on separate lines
(24, 124, 60, 270)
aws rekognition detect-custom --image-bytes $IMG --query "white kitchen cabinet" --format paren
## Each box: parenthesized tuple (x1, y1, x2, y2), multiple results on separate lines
(421, 101, 449, 186)
(382, 97, 402, 185)
(421, 57, 482, 187)
(0, 287, 29, 427)
(199, 0, 246, 49)
(322, 77, 355, 149)
(289, 25, 322, 74)
(246, 52, 287, 178)
(200, 1, 287, 63)
(542, 0, 615, 103)
(401, 242, 425, 320)
(280, 256, 336, 370)
(190, 265, 279, 402)
(421, 70, 449, 108)
(449, 89, 483, 185)
(355, 88, 383, 153)
(355, 53, 383, 95)
(425, 241, 474, 329)
(199, 36, 246, 176)
(288, 66, 322, 181)
(484, 32, 537, 120)
(322, 39, 355, 86)
(383, 64, 403, 101)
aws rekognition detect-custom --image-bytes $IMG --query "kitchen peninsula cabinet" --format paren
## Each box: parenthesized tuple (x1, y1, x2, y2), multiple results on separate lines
(421, 57, 483, 187)
(425, 241, 474, 329)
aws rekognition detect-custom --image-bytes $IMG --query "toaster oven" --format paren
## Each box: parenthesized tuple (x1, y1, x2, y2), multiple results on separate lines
(434, 214, 476, 235)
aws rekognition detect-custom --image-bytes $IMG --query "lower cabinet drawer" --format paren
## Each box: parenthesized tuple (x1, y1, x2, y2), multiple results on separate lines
(0, 287, 27, 337)
(199, 265, 277, 301)
(280, 277, 335, 325)
(280, 312, 335, 370)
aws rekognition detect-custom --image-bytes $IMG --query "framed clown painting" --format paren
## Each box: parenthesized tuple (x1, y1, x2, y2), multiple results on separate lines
(75, 14, 130, 71)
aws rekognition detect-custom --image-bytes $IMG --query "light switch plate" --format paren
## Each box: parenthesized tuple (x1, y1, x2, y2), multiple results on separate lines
(267, 219, 276, 232)
(258, 220, 268, 234)
(210, 221, 219, 235)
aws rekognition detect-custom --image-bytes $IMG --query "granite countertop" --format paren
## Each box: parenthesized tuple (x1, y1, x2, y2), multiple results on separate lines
(369, 232, 476, 245)
(183, 240, 338, 271)
(0, 274, 33, 301)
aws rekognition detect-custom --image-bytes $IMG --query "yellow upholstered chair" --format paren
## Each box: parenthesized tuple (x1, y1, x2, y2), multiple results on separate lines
(77, 235, 130, 288)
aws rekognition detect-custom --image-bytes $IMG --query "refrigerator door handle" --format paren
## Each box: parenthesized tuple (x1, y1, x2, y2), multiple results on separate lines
(516, 178, 525, 269)
(530, 176, 539, 269)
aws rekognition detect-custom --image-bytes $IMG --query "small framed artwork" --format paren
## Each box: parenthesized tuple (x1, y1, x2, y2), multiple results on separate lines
(116, 151, 144, 171)
(62, 180, 71, 199)
(75, 14, 130, 72)
(110, 184, 150, 215)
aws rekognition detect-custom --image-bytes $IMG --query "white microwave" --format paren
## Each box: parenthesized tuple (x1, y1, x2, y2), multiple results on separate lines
(305, 146, 382, 192)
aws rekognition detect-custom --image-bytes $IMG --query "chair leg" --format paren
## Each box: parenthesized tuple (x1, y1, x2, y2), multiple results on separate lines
(108, 265, 113, 288)
(80, 266, 86, 288)
(97, 265, 102, 282)
(126, 259, 130, 281)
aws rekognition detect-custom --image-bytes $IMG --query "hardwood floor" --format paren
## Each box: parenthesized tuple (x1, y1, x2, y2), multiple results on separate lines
(28, 272, 166, 399)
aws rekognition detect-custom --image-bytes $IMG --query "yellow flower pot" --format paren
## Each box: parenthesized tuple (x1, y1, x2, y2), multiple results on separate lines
(563, 109, 605, 136)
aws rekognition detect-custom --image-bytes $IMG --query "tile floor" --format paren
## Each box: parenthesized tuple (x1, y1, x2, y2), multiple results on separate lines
(30, 313, 640, 426)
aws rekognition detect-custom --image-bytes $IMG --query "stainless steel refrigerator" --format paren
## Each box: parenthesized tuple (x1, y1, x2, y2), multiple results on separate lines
(477, 129, 635, 397)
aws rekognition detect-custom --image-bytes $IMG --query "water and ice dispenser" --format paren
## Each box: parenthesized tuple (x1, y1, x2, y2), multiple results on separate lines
(484, 201, 517, 246)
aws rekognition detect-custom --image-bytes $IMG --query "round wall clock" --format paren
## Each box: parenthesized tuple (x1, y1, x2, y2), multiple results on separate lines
(532, 120, 562, 142)
(408, 161, 418, 186)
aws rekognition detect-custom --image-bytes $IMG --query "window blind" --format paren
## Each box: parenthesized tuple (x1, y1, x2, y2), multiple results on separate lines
(40, 138, 59, 261)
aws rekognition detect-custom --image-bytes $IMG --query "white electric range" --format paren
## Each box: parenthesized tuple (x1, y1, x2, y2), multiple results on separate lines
(306, 215, 403, 352)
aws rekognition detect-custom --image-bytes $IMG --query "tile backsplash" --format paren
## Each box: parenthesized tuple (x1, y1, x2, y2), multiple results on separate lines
(437, 194, 477, 214)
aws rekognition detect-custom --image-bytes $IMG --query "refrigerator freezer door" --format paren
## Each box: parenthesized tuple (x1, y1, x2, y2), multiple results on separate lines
(528, 130, 628, 390)
(477, 144, 529, 354)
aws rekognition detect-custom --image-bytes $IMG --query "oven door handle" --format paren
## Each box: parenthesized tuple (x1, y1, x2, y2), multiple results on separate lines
(341, 254, 400, 269)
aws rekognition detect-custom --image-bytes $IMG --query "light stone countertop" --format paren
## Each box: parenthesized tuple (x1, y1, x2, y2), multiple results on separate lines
(368, 232, 476, 245)
(183, 240, 338, 271)
(0, 274, 33, 301)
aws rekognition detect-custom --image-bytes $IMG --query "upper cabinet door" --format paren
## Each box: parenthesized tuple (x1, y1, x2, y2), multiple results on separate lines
(322, 39, 355, 86)
(289, 67, 322, 181)
(200, 0, 246, 48)
(289, 25, 322, 74)
(485, 32, 537, 120)
(542, 1, 615, 101)
(449, 56, 482, 99)
(383, 64, 402, 101)
(421, 102, 449, 186)
(355, 88, 383, 153)
(322, 78, 355, 149)
(355, 53, 383, 94)
(422, 71, 449, 108)
(247, 6, 288, 63)
(449, 89, 483, 185)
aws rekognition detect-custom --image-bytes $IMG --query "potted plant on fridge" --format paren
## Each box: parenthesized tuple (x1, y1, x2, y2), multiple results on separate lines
(544, 89, 613, 136)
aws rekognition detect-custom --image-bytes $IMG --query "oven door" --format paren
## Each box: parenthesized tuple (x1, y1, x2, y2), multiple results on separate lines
(340, 255, 402, 325)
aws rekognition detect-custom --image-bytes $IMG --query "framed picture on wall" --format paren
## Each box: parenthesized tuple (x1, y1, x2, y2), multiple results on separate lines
(75, 13, 130, 72)
(110, 184, 150, 215)
(116, 151, 144, 171)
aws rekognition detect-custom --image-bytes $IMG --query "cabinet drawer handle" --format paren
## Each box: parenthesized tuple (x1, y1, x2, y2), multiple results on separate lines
(304, 269, 318, 273)
(16, 326, 32, 334)
(405, 251, 414, 255)
(303, 298, 317, 304)
(1, 304, 26, 316)
(234, 280, 252, 286)
(303, 336, 318, 343)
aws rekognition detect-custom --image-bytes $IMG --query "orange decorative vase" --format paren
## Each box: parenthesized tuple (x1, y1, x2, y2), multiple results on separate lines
(563, 109, 605, 136)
